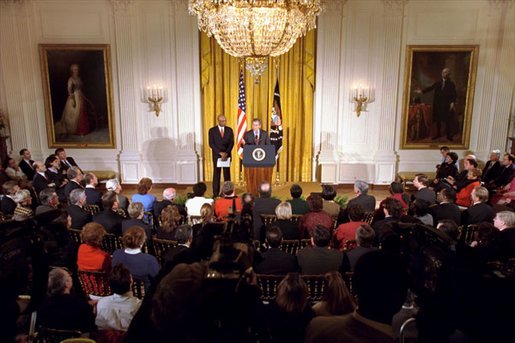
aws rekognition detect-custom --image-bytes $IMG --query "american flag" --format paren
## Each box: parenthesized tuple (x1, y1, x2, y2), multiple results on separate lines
(237, 70, 247, 158)
(270, 79, 283, 158)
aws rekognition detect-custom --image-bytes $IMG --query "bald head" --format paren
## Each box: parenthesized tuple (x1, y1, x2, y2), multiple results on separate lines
(163, 188, 177, 201)
(217, 115, 226, 127)
(441, 68, 450, 79)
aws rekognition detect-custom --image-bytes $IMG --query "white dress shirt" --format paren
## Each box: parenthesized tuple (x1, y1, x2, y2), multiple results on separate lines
(185, 196, 214, 217)
(95, 292, 141, 331)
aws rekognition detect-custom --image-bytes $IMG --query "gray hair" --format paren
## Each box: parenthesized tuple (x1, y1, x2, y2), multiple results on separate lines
(39, 188, 56, 206)
(163, 188, 177, 201)
(174, 224, 193, 244)
(275, 201, 292, 220)
(128, 202, 144, 219)
(222, 181, 235, 196)
(47, 267, 71, 296)
(491, 149, 501, 157)
(67, 166, 81, 180)
(496, 211, 515, 228)
(354, 180, 369, 195)
(13, 189, 31, 204)
(69, 188, 86, 205)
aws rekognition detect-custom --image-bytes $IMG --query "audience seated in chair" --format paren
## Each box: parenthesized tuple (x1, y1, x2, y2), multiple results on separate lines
(306, 250, 408, 343)
(122, 202, 152, 241)
(67, 189, 92, 229)
(254, 226, 297, 275)
(64, 167, 84, 200)
(55, 148, 81, 173)
(287, 183, 309, 215)
(13, 189, 34, 221)
(342, 224, 377, 273)
(380, 181, 410, 210)
(38, 267, 96, 333)
(45, 154, 68, 202)
(271, 201, 300, 240)
(77, 222, 112, 272)
(252, 181, 281, 240)
(156, 205, 182, 240)
(433, 152, 459, 192)
(93, 191, 124, 235)
(372, 198, 403, 234)
(162, 224, 197, 270)
(412, 199, 434, 226)
(106, 179, 129, 214)
(214, 181, 242, 220)
(96, 264, 142, 332)
(335, 204, 367, 250)
(347, 180, 376, 212)
(412, 174, 436, 205)
(132, 177, 156, 213)
(450, 157, 478, 192)
(185, 182, 213, 217)
(191, 203, 224, 260)
(36, 188, 60, 216)
(299, 194, 333, 238)
(493, 211, 515, 259)
(18, 148, 35, 180)
(321, 184, 341, 217)
(461, 186, 494, 226)
(482, 149, 503, 185)
(5, 157, 27, 182)
(84, 172, 102, 208)
(297, 225, 343, 275)
(1, 180, 19, 215)
(312, 271, 356, 317)
(487, 153, 515, 191)
(455, 168, 482, 207)
(431, 188, 461, 226)
(112, 226, 159, 290)
(32, 160, 54, 196)
(266, 273, 315, 343)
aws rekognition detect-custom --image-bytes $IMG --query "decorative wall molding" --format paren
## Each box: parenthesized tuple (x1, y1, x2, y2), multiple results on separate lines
(110, 0, 132, 12)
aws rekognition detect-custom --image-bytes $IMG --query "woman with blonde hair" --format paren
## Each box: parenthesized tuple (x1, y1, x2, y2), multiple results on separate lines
(267, 273, 315, 342)
(191, 203, 224, 259)
(272, 201, 300, 240)
(112, 226, 160, 290)
(157, 205, 182, 240)
(77, 222, 111, 271)
(312, 271, 356, 316)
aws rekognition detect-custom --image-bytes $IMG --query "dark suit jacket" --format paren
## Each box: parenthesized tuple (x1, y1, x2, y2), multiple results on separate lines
(296, 246, 343, 275)
(343, 246, 377, 272)
(153, 200, 187, 227)
(85, 187, 102, 208)
(498, 228, 515, 259)
(431, 202, 461, 226)
(162, 245, 197, 271)
(59, 157, 79, 173)
(33, 173, 52, 194)
(208, 126, 234, 161)
(122, 218, 153, 239)
(19, 159, 35, 180)
(462, 203, 494, 226)
(273, 219, 300, 240)
(288, 198, 309, 215)
(243, 129, 271, 145)
(493, 166, 514, 188)
(422, 78, 456, 121)
(64, 181, 83, 200)
(347, 194, 376, 212)
(1, 196, 17, 215)
(254, 248, 297, 275)
(46, 169, 68, 202)
(93, 209, 124, 235)
(413, 187, 436, 205)
(67, 204, 92, 229)
(252, 197, 281, 240)
(482, 160, 502, 184)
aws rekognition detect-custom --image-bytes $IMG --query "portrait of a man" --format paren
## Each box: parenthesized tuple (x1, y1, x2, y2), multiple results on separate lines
(401, 46, 478, 149)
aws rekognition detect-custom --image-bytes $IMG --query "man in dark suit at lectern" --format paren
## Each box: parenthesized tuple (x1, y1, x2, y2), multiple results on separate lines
(209, 115, 234, 197)
(243, 118, 271, 146)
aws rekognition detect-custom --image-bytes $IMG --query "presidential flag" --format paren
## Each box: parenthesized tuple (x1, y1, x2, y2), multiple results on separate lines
(237, 70, 247, 158)
(270, 79, 283, 158)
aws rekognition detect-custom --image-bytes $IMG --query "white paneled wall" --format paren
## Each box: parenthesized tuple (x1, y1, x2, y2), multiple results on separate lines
(0, 0, 513, 184)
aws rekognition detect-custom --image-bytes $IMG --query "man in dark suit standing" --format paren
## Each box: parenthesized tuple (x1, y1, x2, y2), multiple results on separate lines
(254, 226, 297, 275)
(416, 67, 457, 140)
(18, 148, 35, 180)
(55, 148, 80, 173)
(208, 115, 234, 197)
(243, 118, 271, 145)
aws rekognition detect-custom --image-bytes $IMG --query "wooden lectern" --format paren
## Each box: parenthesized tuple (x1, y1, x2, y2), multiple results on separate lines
(243, 145, 276, 195)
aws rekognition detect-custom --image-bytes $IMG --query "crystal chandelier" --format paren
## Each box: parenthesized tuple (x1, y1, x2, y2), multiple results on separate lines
(189, 0, 321, 79)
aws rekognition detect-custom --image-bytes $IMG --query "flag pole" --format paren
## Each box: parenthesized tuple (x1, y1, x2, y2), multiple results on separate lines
(274, 62, 281, 186)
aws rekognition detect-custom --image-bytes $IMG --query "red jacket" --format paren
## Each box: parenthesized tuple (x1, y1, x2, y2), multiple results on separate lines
(456, 181, 480, 207)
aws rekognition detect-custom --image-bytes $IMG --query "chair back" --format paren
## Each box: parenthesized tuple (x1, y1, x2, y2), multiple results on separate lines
(279, 239, 300, 255)
(399, 317, 417, 343)
(458, 224, 479, 245)
(131, 278, 146, 299)
(344, 240, 357, 251)
(152, 237, 178, 265)
(303, 275, 325, 302)
(256, 274, 284, 302)
(83, 204, 100, 216)
(363, 211, 375, 224)
(261, 214, 277, 227)
(31, 327, 82, 343)
(101, 233, 122, 255)
(143, 211, 154, 228)
(77, 270, 112, 297)
(189, 215, 203, 225)
(68, 228, 83, 246)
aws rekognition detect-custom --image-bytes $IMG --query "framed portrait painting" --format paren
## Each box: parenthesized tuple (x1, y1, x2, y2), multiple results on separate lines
(400, 45, 479, 149)
(39, 44, 115, 148)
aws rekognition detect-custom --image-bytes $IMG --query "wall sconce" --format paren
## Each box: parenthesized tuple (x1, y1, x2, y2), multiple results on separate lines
(350, 85, 375, 117)
(144, 85, 166, 117)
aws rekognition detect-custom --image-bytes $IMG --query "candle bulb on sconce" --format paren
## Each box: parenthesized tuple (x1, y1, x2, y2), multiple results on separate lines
(350, 84, 374, 117)
(144, 84, 166, 117)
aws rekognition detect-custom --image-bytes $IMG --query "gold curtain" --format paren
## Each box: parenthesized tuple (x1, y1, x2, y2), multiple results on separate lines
(200, 30, 316, 183)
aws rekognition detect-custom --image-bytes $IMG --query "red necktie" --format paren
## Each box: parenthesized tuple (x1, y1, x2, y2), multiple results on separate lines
(220, 127, 224, 138)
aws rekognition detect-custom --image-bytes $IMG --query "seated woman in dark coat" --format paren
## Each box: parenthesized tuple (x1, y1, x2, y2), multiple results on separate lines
(272, 201, 300, 240)
(37, 267, 96, 333)
(267, 273, 315, 343)
(156, 205, 182, 240)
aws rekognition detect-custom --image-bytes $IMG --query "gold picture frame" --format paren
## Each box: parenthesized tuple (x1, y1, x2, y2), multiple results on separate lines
(39, 44, 115, 148)
(400, 45, 478, 149)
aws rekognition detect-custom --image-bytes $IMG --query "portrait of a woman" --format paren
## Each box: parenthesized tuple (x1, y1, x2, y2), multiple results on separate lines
(55, 64, 92, 137)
